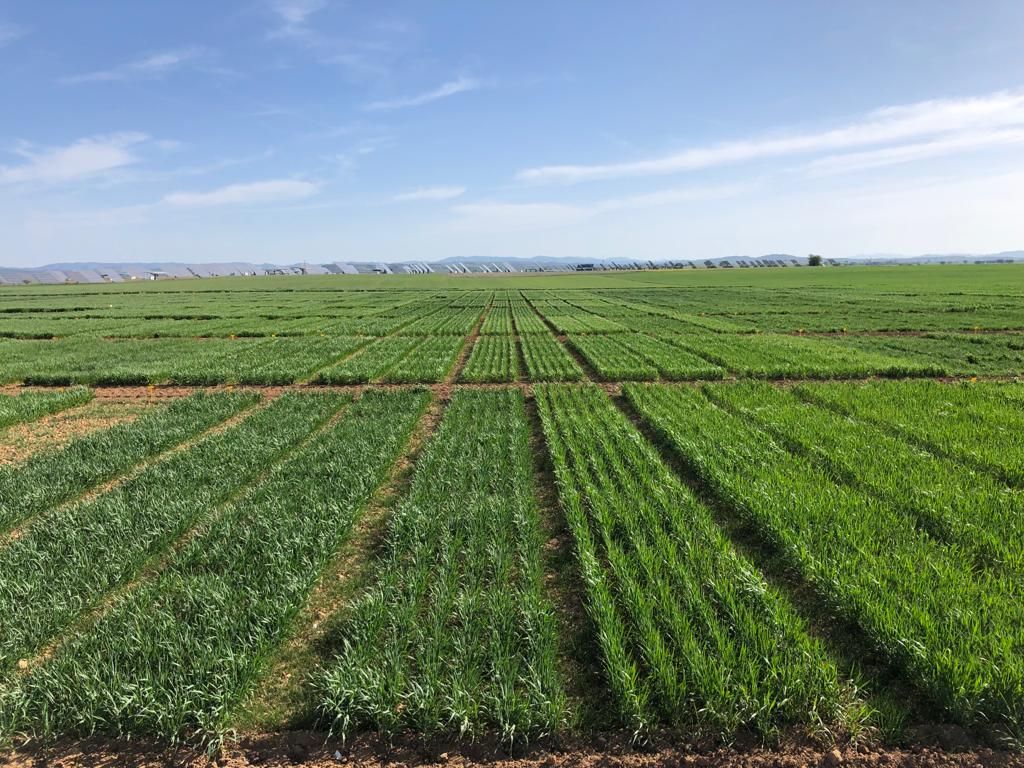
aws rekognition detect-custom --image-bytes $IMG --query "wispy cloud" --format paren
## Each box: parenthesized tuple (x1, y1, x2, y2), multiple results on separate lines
(363, 76, 482, 111)
(269, 0, 326, 36)
(450, 202, 588, 232)
(163, 179, 320, 207)
(450, 183, 747, 232)
(266, 2, 411, 82)
(395, 185, 466, 201)
(0, 133, 148, 184)
(517, 89, 1024, 184)
(62, 47, 208, 84)
(0, 21, 26, 47)
(805, 127, 1024, 176)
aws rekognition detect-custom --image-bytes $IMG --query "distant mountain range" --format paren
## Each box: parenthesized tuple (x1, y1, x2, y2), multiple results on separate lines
(839, 251, 1024, 265)
(2, 252, 1022, 285)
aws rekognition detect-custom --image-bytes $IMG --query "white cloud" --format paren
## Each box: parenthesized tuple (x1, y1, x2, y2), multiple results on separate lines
(395, 185, 466, 201)
(804, 127, 1024, 176)
(0, 132, 148, 184)
(0, 22, 26, 46)
(450, 183, 746, 232)
(363, 76, 482, 111)
(265, 3, 414, 83)
(517, 89, 1024, 184)
(163, 179, 320, 207)
(594, 182, 753, 212)
(270, 0, 326, 32)
(451, 202, 589, 232)
(62, 47, 207, 84)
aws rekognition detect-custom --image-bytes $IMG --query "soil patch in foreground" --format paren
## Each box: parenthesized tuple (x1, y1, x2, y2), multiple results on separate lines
(4, 732, 1022, 768)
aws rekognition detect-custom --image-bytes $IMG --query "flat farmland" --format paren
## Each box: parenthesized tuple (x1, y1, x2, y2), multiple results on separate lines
(1, 265, 1023, 766)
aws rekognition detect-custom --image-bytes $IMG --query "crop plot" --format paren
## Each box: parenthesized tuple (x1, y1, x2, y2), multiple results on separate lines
(1, 266, 1024, 760)
(0, 388, 93, 431)
(0, 392, 345, 673)
(520, 331, 584, 381)
(0, 392, 257, 535)
(0, 397, 153, 467)
(459, 335, 519, 382)
(2, 389, 429, 742)
(536, 385, 843, 736)
(319, 390, 565, 742)
(798, 379, 1024, 486)
(625, 383, 1024, 730)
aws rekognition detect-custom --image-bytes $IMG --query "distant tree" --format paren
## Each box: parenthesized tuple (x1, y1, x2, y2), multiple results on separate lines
(808, 254, 823, 267)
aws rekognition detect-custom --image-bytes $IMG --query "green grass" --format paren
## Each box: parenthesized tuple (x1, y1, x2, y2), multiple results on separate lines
(0, 389, 429, 746)
(536, 384, 844, 739)
(0, 392, 347, 672)
(0, 391, 258, 534)
(459, 335, 519, 382)
(318, 390, 566, 744)
(624, 383, 1024, 732)
(0, 387, 93, 431)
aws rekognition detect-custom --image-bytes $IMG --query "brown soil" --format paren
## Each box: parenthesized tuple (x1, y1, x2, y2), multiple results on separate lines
(0, 394, 267, 548)
(3, 732, 1021, 768)
(0, 401, 152, 466)
(793, 328, 1024, 338)
(0, 372, 1018, 403)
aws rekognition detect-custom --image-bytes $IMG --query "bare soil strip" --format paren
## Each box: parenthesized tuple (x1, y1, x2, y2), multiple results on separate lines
(0, 399, 152, 466)
(3, 729, 1020, 767)
(0, 374, 1018, 407)
(233, 390, 449, 733)
(0, 394, 266, 548)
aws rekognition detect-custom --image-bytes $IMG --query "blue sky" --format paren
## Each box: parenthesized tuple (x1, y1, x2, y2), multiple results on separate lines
(3, 1, 1024, 266)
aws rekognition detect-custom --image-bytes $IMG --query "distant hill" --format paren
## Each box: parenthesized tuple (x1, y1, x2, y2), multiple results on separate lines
(2, 252, 1022, 285)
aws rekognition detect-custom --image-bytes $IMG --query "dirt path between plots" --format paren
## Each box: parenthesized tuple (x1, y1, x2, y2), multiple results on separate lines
(0, 400, 151, 465)
(4, 732, 1021, 767)
(0, 371, 1020, 401)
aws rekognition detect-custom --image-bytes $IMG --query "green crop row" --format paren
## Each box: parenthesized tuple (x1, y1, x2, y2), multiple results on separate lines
(667, 333, 941, 379)
(0, 387, 93, 431)
(479, 306, 514, 335)
(566, 334, 727, 381)
(381, 335, 465, 383)
(0, 391, 257, 534)
(624, 383, 1024, 730)
(0, 389, 429, 744)
(397, 307, 483, 336)
(319, 390, 565, 743)
(313, 336, 421, 384)
(799, 380, 1024, 486)
(568, 335, 659, 380)
(0, 337, 370, 386)
(0, 392, 348, 672)
(536, 384, 843, 738)
(510, 299, 550, 334)
(519, 332, 583, 382)
(459, 335, 519, 382)
(540, 312, 629, 334)
(706, 382, 1024, 575)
